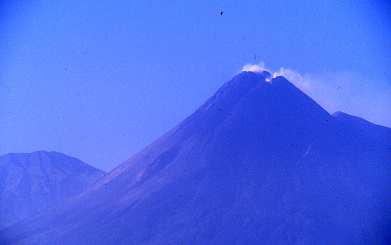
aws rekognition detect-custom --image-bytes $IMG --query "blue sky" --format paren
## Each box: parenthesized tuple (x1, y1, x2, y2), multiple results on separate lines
(1, 0, 390, 171)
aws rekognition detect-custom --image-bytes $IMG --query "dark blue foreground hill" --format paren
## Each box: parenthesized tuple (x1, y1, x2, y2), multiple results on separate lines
(1, 71, 390, 244)
(0, 151, 106, 228)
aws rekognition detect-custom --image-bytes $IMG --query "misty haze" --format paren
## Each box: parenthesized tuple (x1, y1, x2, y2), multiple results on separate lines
(1, 0, 390, 244)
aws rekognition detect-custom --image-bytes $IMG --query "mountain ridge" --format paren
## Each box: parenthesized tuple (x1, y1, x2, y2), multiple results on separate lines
(1, 71, 390, 244)
(0, 150, 106, 229)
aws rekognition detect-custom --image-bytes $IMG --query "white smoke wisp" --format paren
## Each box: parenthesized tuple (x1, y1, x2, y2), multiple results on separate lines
(274, 68, 391, 127)
(240, 62, 391, 127)
(241, 61, 267, 73)
(273, 67, 314, 92)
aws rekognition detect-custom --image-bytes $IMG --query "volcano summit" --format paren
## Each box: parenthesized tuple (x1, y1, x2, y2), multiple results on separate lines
(1, 71, 390, 244)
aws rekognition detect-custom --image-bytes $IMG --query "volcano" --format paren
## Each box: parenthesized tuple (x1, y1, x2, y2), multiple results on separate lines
(1, 71, 390, 244)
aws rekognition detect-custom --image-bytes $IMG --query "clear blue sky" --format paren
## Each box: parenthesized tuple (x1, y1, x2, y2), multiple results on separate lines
(1, 0, 390, 171)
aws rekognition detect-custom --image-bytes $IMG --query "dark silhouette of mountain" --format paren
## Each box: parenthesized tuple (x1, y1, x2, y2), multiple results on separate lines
(0, 151, 106, 228)
(1, 71, 390, 244)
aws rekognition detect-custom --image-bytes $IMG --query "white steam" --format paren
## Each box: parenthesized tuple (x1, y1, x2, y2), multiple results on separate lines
(273, 67, 315, 94)
(242, 61, 268, 73)
(240, 62, 391, 127)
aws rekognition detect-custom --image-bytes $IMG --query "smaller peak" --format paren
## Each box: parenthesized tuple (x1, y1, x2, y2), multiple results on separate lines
(332, 111, 345, 118)
(263, 70, 271, 77)
(332, 111, 371, 125)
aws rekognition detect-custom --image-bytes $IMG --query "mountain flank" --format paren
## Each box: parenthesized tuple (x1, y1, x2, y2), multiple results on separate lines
(1, 71, 390, 244)
(0, 150, 105, 228)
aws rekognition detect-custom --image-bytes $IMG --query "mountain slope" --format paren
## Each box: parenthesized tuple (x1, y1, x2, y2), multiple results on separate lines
(1, 71, 390, 244)
(332, 111, 391, 144)
(0, 151, 106, 228)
